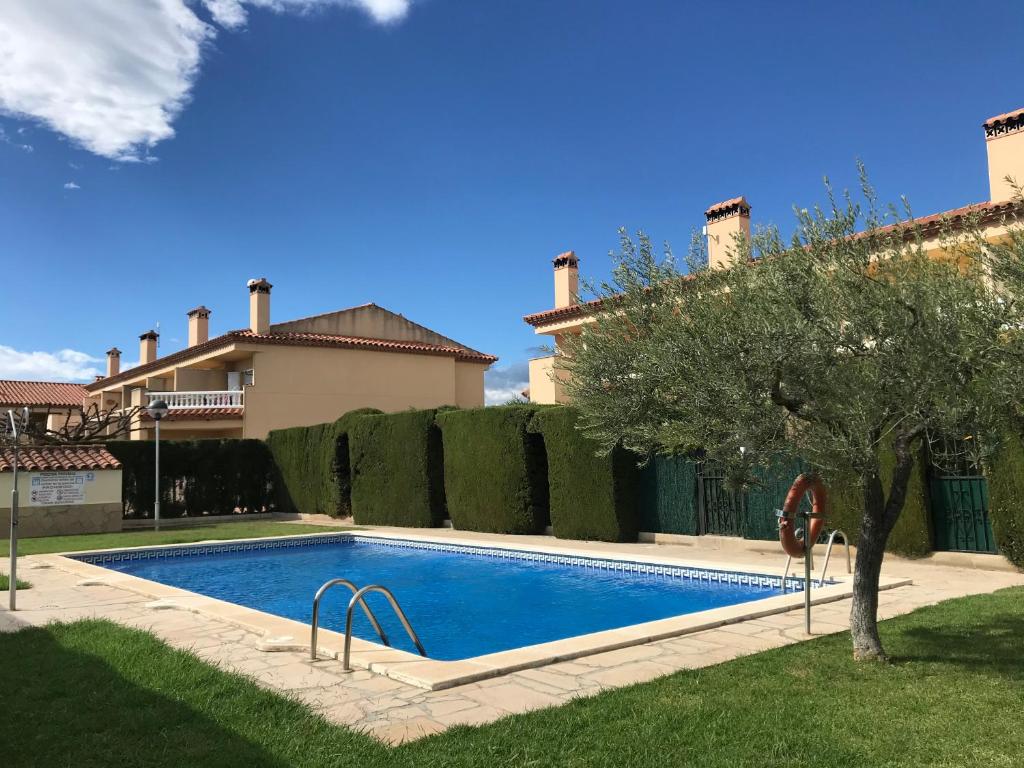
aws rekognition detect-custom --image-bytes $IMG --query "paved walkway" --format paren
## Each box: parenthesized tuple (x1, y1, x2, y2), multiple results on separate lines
(2, 529, 1021, 744)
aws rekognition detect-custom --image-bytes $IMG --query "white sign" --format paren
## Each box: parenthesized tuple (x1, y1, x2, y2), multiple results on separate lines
(28, 471, 95, 506)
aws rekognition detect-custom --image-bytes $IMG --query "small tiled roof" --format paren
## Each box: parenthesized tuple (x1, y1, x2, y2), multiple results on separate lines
(87, 328, 497, 391)
(139, 407, 243, 422)
(984, 108, 1024, 129)
(523, 199, 1023, 328)
(0, 380, 87, 408)
(704, 196, 751, 217)
(0, 445, 121, 472)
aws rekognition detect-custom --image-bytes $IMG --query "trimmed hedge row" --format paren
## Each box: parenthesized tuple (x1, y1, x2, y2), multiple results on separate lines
(349, 409, 448, 527)
(987, 434, 1024, 568)
(265, 409, 381, 516)
(436, 405, 550, 534)
(530, 407, 639, 542)
(106, 439, 276, 518)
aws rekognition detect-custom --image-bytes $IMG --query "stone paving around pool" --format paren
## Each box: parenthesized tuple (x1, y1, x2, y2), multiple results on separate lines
(2, 527, 1022, 745)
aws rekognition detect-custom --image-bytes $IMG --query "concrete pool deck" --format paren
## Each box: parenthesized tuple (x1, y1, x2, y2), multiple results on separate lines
(2, 524, 1022, 745)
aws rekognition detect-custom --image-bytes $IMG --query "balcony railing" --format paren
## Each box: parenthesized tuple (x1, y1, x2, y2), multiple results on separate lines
(147, 390, 244, 409)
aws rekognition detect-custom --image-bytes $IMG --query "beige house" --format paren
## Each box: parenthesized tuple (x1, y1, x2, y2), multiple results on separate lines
(86, 279, 496, 439)
(0, 380, 87, 433)
(523, 106, 1024, 404)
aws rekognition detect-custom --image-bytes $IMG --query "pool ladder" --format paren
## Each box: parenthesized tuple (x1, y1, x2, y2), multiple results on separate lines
(780, 529, 852, 591)
(310, 579, 427, 671)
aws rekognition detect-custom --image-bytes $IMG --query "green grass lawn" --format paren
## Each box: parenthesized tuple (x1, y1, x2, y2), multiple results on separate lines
(2, 587, 1022, 767)
(0, 573, 29, 590)
(0, 520, 352, 556)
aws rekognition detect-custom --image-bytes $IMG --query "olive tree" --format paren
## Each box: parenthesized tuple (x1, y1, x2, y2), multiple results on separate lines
(560, 180, 1022, 660)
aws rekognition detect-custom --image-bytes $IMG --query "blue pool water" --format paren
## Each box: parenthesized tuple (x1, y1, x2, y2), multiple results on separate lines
(84, 536, 796, 660)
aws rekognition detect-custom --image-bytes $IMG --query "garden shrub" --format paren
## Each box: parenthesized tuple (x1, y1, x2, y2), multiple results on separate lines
(349, 409, 447, 527)
(436, 405, 549, 534)
(529, 406, 639, 541)
(265, 408, 381, 516)
(987, 434, 1024, 569)
(106, 439, 277, 518)
(824, 445, 932, 557)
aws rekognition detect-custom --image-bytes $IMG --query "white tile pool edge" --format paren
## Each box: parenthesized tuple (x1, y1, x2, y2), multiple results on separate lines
(46, 530, 912, 691)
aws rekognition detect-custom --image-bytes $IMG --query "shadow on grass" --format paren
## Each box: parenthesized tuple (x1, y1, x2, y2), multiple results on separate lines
(896, 613, 1024, 681)
(0, 621, 294, 768)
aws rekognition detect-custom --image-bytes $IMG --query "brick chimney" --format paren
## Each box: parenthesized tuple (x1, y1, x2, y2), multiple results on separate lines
(106, 347, 121, 377)
(704, 197, 751, 270)
(139, 330, 158, 365)
(248, 278, 272, 334)
(552, 251, 579, 309)
(984, 108, 1024, 203)
(187, 305, 211, 347)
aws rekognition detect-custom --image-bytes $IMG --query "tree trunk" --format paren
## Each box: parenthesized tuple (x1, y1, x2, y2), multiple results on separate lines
(849, 442, 918, 661)
(849, 470, 895, 660)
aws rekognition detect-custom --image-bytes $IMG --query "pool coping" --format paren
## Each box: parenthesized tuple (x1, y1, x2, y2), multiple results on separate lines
(45, 530, 912, 691)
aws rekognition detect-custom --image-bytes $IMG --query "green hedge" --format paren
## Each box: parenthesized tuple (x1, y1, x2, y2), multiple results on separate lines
(265, 409, 380, 516)
(106, 439, 276, 518)
(637, 454, 699, 535)
(987, 435, 1024, 568)
(825, 445, 932, 558)
(529, 407, 639, 541)
(436, 405, 549, 534)
(349, 409, 447, 527)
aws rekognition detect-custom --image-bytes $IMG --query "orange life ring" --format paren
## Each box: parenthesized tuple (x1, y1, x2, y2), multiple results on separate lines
(778, 474, 827, 558)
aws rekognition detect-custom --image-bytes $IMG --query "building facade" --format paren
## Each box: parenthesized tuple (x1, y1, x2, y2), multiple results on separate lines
(86, 279, 496, 440)
(523, 106, 1024, 403)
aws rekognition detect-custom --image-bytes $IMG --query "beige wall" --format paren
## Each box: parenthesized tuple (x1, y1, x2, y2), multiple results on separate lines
(0, 468, 123, 538)
(528, 355, 571, 405)
(174, 367, 229, 391)
(454, 361, 485, 408)
(987, 131, 1024, 202)
(272, 304, 466, 348)
(241, 345, 487, 438)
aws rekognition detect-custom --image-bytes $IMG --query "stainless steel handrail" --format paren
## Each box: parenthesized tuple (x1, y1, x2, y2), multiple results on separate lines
(818, 529, 851, 587)
(342, 585, 427, 671)
(310, 578, 391, 660)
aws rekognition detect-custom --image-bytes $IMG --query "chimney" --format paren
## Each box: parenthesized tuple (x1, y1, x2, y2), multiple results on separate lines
(187, 305, 211, 347)
(139, 330, 158, 365)
(552, 251, 579, 309)
(106, 347, 121, 377)
(984, 108, 1024, 203)
(704, 197, 751, 270)
(248, 278, 272, 334)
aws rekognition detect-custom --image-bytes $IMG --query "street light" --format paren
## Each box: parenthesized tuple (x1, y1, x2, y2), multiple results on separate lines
(146, 399, 169, 532)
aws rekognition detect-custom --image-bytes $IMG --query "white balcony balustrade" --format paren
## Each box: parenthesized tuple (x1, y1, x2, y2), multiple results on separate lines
(147, 391, 244, 409)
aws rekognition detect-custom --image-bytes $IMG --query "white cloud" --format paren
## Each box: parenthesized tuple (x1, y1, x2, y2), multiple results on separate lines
(0, 124, 32, 152)
(485, 362, 530, 406)
(0, 345, 102, 381)
(0, 0, 412, 161)
(63, 181, 80, 190)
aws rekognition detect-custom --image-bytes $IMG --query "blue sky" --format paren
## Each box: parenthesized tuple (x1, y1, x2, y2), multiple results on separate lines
(1, 0, 1023, 402)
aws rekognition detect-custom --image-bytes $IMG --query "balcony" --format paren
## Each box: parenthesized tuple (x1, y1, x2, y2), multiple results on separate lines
(147, 390, 244, 409)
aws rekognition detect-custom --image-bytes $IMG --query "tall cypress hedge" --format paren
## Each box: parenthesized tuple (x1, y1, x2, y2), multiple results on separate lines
(349, 409, 448, 527)
(106, 439, 277, 518)
(529, 406, 639, 541)
(436, 405, 549, 534)
(987, 435, 1024, 568)
(825, 445, 932, 557)
(265, 408, 380, 516)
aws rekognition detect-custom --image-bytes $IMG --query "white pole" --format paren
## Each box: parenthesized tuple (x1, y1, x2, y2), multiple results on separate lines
(154, 418, 161, 533)
(8, 409, 20, 611)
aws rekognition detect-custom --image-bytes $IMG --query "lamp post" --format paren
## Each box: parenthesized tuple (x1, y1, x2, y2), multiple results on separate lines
(7, 407, 27, 611)
(146, 399, 168, 532)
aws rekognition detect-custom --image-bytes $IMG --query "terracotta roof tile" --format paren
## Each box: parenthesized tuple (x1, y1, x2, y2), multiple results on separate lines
(139, 407, 243, 422)
(704, 196, 751, 217)
(87, 329, 497, 391)
(984, 108, 1024, 129)
(0, 445, 121, 472)
(0, 380, 87, 408)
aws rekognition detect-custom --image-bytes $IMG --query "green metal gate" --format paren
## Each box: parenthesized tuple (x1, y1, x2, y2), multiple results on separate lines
(696, 462, 744, 536)
(928, 473, 997, 553)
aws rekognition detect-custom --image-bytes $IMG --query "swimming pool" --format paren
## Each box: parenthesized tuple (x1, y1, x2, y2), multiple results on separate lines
(76, 534, 814, 661)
